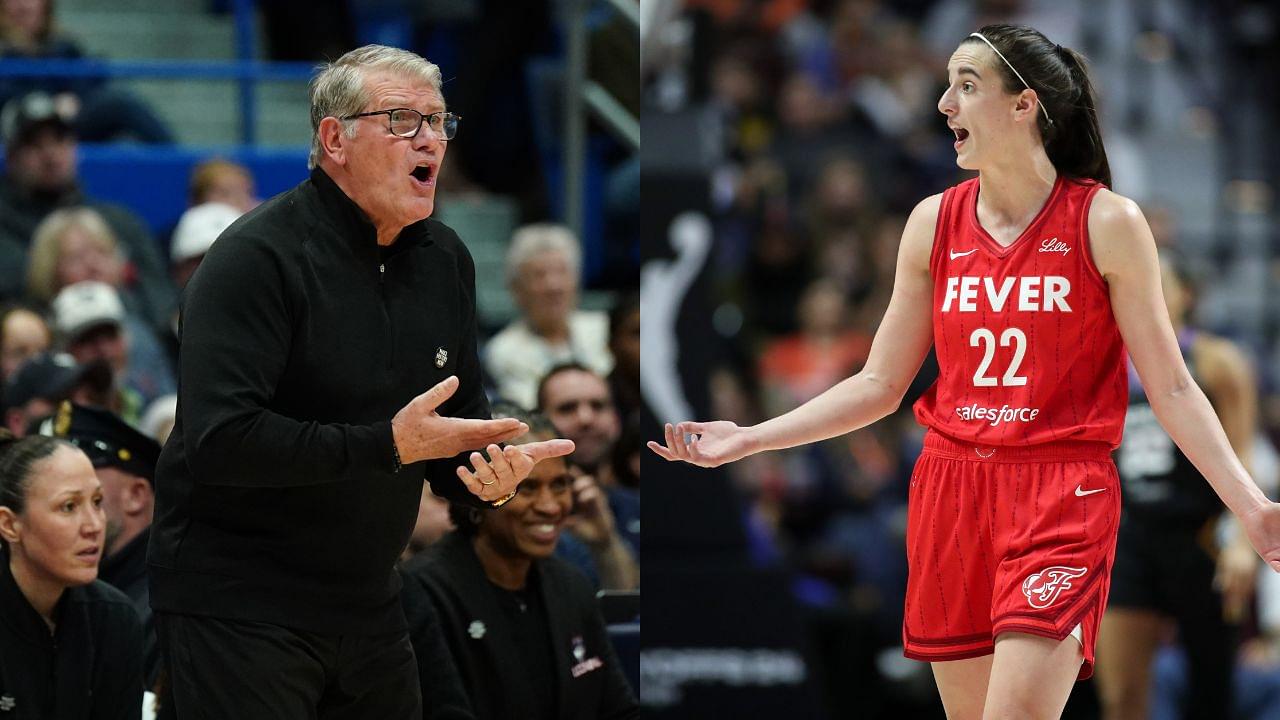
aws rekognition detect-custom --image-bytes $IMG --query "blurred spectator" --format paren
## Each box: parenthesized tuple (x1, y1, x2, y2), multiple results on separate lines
(485, 224, 613, 409)
(402, 483, 454, 563)
(138, 393, 175, 447)
(708, 44, 778, 160)
(0, 0, 173, 143)
(168, 202, 240, 292)
(758, 277, 872, 417)
(848, 19, 936, 140)
(743, 216, 811, 335)
(399, 413, 639, 720)
(607, 292, 641, 428)
(562, 468, 639, 591)
(40, 400, 161, 687)
(0, 432, 144, 718)
(0, 302, 49, 381)
(537, 364, 622, 484)
(51, 280, 174, 423)
(804, 155, 881, 252)
(163, 202, 242, 367)
(1143, 202, 1178, 249)
(0, 91, 175, 320)
(769, 71, 847, 193)
(1, 351, 96, 435)
(187, 159, 258, 214)
(854, 214, 909, 328)
(536, 365, 641, 566)
(611, 413, 641, 491)
(26, 206, 172, 332)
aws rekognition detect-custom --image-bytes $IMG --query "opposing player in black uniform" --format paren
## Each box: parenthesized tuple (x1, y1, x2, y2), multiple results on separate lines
(1095, 256, 1260, 720)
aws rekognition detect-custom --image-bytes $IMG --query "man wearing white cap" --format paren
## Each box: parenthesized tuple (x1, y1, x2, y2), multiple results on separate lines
(162, 202, 244, 367)
(169, 201, 242, 291)
(51, 280, 174, 424)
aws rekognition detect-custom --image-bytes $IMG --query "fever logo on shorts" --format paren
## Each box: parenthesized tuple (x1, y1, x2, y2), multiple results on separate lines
(1021, 566, 1087, 609)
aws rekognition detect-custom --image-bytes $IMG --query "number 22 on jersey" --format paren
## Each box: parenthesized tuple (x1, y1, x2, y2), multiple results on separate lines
(970, 327, 1027, 387)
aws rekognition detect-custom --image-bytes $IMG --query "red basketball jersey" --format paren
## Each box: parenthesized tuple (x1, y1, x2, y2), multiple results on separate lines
(912, 175, 1127, 448)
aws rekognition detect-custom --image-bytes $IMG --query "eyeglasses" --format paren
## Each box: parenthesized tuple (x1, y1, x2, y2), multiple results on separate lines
(342, 108, 460, 140)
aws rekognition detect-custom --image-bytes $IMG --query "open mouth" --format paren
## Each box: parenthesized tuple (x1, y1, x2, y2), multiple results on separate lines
(410, 164, 434, 185)
(76, 546, 100, 561)
(953, 127, 970, 146)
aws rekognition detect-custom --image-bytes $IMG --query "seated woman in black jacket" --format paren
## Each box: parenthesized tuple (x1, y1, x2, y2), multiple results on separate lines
(0, 431, 144, 720)
(401, 412, 638, 720)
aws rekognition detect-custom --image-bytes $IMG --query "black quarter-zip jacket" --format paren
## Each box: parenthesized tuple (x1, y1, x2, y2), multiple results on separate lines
(0, 551, 144, 720)
(149, 168, 492, 634)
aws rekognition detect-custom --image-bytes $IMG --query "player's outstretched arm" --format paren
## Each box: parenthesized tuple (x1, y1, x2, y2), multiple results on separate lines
(648, 193, 941, 469)
(1091, 189, 1280, 571)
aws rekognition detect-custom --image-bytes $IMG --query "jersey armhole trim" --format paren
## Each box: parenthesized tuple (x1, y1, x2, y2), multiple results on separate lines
(927, 188, 953, 275)
(1079, 183, 1108, 291)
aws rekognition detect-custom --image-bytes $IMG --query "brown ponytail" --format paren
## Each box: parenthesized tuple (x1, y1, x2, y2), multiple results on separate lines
(964, 25, 1112, 187)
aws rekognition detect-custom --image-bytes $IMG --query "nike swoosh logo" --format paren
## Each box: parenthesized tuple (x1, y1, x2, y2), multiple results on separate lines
(949, 249, 977, 260)
(1074, 486, 1106, 497)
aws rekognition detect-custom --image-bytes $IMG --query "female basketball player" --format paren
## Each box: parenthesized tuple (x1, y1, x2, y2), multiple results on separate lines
(649, 24, 1280, 720)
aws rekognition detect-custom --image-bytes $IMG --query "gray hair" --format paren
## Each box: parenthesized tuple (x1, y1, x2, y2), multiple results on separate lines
(307, 44, 445, 169)
(504, 223, 582, 288)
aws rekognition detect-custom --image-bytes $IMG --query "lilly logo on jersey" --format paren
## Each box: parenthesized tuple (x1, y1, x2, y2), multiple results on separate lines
(1022, 566, 1087, 609)
(940, 276, 1071, 313)
(1039, 237, 1070, 255)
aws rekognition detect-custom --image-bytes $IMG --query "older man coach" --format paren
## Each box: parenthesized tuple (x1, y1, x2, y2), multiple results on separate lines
(148, 45, 572, 718)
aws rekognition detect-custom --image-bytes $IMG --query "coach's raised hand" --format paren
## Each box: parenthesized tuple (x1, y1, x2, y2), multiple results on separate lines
(456, 438, 576, 503)
(391, 376, 527, 463)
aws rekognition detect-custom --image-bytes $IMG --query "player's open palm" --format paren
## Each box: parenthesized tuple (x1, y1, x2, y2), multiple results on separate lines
(1241, 502, 1280, 573)
(647, 421, 752, 468)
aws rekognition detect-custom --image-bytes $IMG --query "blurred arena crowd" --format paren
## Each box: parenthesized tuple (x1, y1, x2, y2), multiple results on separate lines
(643, 0, 1280, 717)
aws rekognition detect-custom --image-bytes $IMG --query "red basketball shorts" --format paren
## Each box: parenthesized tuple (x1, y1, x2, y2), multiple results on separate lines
(903, 431, 1121, 680)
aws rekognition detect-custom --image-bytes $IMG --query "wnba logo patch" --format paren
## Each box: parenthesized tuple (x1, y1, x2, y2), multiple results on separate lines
(1021, 566, 1087, 609)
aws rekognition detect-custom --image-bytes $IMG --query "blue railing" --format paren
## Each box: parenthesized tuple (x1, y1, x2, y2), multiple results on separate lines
(0, 58, 314, 145)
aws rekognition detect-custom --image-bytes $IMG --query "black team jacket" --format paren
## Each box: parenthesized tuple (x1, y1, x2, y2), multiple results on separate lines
(0, 550, 144, 720)
(99, 527, 158, 687)
(401, 533, 639, 720)
(149, 168, 492, 635)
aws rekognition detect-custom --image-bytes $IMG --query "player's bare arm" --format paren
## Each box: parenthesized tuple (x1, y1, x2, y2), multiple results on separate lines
(1090, 189, 1280, 569)
(647, 193, 940, 468)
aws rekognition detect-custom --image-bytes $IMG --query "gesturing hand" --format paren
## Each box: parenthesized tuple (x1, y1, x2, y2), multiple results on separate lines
(1241, 502, 1280, 574)
(392, 376, 528, 464)
(1215, 535, 1258, 622)
(564, 474, 616, 548)
(456, 439, 576, 503)
(646, 421, 754, 468)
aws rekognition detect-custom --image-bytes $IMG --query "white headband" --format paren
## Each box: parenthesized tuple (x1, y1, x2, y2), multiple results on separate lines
(968, 32, 1053, 125)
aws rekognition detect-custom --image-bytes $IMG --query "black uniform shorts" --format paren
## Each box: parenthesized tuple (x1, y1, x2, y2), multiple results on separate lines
(1108, 513, 1220, 615)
